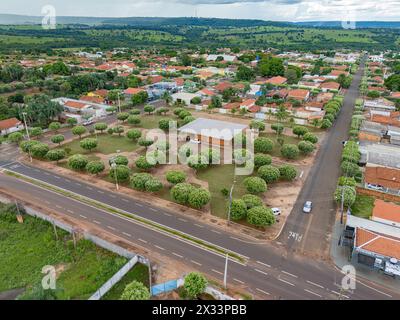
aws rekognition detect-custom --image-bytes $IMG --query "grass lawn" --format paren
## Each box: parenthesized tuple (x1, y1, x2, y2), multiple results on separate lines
(64, 134, 139, 155)
(350, 195, 375, 219)
(140, 114, 175, 130)
(102, 263, 149, 300)
(0, 204, 127, 300)
(259, 132, 301, 158)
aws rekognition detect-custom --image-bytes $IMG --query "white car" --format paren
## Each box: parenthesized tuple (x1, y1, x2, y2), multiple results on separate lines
(303, 201, 313, 214)
(367, 183, 384, 191)
(271, 208, 281, 216)
(83, 120, 94, 126)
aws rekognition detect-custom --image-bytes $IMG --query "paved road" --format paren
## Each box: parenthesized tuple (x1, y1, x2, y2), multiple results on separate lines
(278, 60, 366, 259)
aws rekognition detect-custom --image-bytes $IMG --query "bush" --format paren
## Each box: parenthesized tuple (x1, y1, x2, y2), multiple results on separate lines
(113, 125, 125, 136)
(188, 188, 211, 209)
(250, 120, 266, 131)
(233, 148, 252, 165)
(145, 178, 163, 193)
(71, 126, 87, 139)
(131, 173, 153, 191)
(181, 116, 196, 126)
(341, 161, 361, 177)
(86, 161, 105, 175)
(271, 123, 284, 135)
(20, 140, 39, 153)
(281, 144, 300, 159)
(80, 138, 98, 152)
(188, 154, 209, 170)
(51, 134, 65, 145)
(338, 176, 357, 187)
(135, 155, 155, 171)
(111, 155, 129, 166)
(8, 132, 23, 143)
(130, 108, 141, 115)
(159, 119, 171, 131)
(138, 138, 154, 149)
(242, 194, 263, 209)
(254, 154, 272, 168)
(166, 171, 187, 185)
(230, 199, 248, 221)
(258, 165, 280, 184)
(298, 141, 315, 155)
(144, 105, 155, 115)
(126, 129, 142, 141)
(334, 187, 356, 207)
(247, 206, 275, 227)
(109, 165, 131, 182)
(303, 133, 318, 144)
(30, 127, 43, 137)
(279, 165, 297, 181)
(48, 122, 61, 132)
(183, 272, 207, 299)
(254, 137, 274, 154)
(68, 154, 89, 170)
(321, 119, 332, 129)
(31, 143, 49, 159)
(120, 281, 150, 300)
(171, 183, 194, 205)
(292, 126, 309, 138)
(243, 177, 267, 194)
(128, 115, 141, 126)
(46, 149, 66, 162)
(94, 122, 108, 133)
(117, 112, 129, 122)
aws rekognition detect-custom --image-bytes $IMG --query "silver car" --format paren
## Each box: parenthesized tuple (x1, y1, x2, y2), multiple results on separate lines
(303, 201, 313, 213)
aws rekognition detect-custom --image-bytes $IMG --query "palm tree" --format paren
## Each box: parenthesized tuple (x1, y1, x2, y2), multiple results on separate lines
(275, 105, 289, 123)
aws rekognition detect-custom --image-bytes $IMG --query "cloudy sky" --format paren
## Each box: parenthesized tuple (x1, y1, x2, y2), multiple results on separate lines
(1, 0, 400, 21)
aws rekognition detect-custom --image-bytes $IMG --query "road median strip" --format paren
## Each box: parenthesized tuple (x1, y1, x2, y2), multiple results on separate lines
(4, 170, 246, 264)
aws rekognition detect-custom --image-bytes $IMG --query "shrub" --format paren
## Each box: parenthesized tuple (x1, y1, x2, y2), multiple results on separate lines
(250, 120, 266, 131)
(242, 194, 263, 209)
(112, 155, 129, 166)
(233, 149, 252, 165)
(281, 144, 300, 159)
(254, 154, 272, 168)
(31, 143, 49, 159)
(48, 122, 61, 132)
(113, 125, 124, 136)
(292, 125, 309, 138)
(271, 123, 284, 135)
(298, 141, 315, 155)
(117, 112, 129, 122)
(321, 119, 332, 129)
(258, 165, 280, 184)
(303, 132, 318, 144)
(128, 115, 141, 126)
(135, 155, 155, 171)
(86, 161, 105, 175)
(80, 138, 98, 152)
(127, 129, 142, 141)
(243, 177, 267, 194)
(20, 140, 39, 153)
(279, 165, 297, 181)
(138, 138, 154, 149)
(131, 173, 153, 191)
(166, 171, 187, 185)
(188, 188, 211, 209)
(171, 183, 194, 205)
(8, 132, 23, 143)
(68, 154, 89, 170)
(338, 176, 357, 187)
(144, 105, 155, 115)
(120, 281, 150, 300)
(71, 125, 87, 139)
(46, 149, 66, 163)
(183, 273, 207, 299)
(159, 119, 171, 131)
(341, 161, 361, 177)
(51, 134, 65, 145)
(254, 137, 274, 154)
(230, 199, 248, 221)
(94, 122, 108, 133)
(334, 187, 356, 207)
(188, 154, 209, 170)
(30, 127, 43, 137)
(145, 178, 163, 193)
(109, 165, 131, 182)
(247, 206, 275, 227)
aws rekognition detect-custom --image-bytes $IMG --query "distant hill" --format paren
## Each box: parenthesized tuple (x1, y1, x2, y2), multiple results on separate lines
(294, 21, 400, 29)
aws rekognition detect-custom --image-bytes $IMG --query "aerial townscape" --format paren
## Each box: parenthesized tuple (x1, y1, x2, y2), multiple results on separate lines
(1, 1, 400, 309)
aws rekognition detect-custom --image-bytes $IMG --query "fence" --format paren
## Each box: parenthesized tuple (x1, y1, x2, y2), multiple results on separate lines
(356, 186, 400, 203)
(151, 279, 179, 296)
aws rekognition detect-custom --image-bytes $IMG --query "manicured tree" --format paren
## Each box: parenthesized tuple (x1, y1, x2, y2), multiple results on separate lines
(94, 122, 108, 133)
(334, 187, 356, 207)
(166, 171, 187, 185)
(341, 161, 361, 178)
(51, 134, 65, 146)
(128, 115, 141, 126)
(120, 281, 150, 300)
(338, 176, 357, 187)
(181, 116, 196, 126)
(247, 206, 276, 227)
(68, 154, 89, 171)
(30, 143, 49, 159)
(156, 107, 169, 115)
(20, 140, 39, 153)
(127, 129, 142, 141)
(171, 183, 194, 205)
(46, 149, 66, 163)
(321, 119, 332, 129)
(242, 194, 263, 209)
(230, 199, 248, 221)
(145, 178, 163, 193)
(66, 117, 78, 127)
(271, 123, 284, 135)
(138, 137, 154, 149)
(173, 108, 185, 116)
(254, 154, 272, 168)
(30, 127, 43, 138)
(144, 104, 155, 115)
(130, 108, 141, 115)
(48, 121, 61, 132)
(187, 154, 209, 170)
(106, 106, 117, 114)
(202, 149, 220, 165)
(86, 160, 105, 175)
(107, 128, 114, 135)
(292, 126, 309, 138)
(243, 177, 267, 194)
(109, 165, 131, 182)
(303, 132, 318, 144)
(159, 119, 171, 131)
(254, 137, 274, 154)
(298, 141, 315, 155)
(250, 120, 266, 132)
(72, 125, 87, 139)
(188, 188, 211, 209)
(135, 155, 155, 171)
(117, 112, 129, 122)
(258, 165, 280, 184)
(191, 96, 202, 105)
(80, 138, 98, 152)
(131, 173, 153, 191)
(112, 155, 129, 166)
(183, 272, 207, 300)
(178, 110, 192, 120)
(113, 125, 124, 136)
(8, 132, 23, 144)
(279, 165, 297, 181)
(281, 144, 300, 160)
(233, 149, 251, 165)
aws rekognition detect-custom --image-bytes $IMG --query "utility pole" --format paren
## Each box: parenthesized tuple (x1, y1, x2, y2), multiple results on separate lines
(22, 112, 32, 163)
(223, 254, 229, 289)
(117, 92, 122, 113)
(111, 162, 119, 191)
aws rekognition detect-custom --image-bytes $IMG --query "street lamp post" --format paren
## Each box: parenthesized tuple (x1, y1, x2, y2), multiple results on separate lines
(111, 162, 119, 191)
(21, 112, 32, 163)
(227, 175, 237, 226)
(117, 92, 122, 113)
(223, 254, 229, 289)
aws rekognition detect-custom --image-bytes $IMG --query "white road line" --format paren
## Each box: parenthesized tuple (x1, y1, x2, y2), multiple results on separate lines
(87, 187, 93, 190)
(357, 281, 393, 298)
(256, 288, 270, 296)
(150, 208, 158, 212)
(331, 291, 350, 299)
(138, 238, 147, 244)
(254, 269, 269, 276)
(233, 278, 244, 284)
(278, 278, 295, 287)
(172, 252, 183, 258)
(56, 205, 62, 209)
(191, 260, 202, 266)
(154, 245, 165, 251)
(67, 210, 74, 214)
(97, 190, 105, 194)
(79, 214, 87, 219)
(110, 194, 116, 198)
(93, 220, 101, 225)
(107, 226, 116, 231)
(256, 261, 271, 268)
(178, 218, 187, 222)
(164, 213, 172, 217)
(211, 269, 223, 275)
(75, 183, 82, 186)
(53, 176, 60, 179)
(281, 270, 298, 278)
(211, 230, 221, 234)
(304, 289, 322, 298)
(122, 199, 129, 203)
(194, 224, 204, 228)
(122, 232, 132, 237)
(307, 281, 324, 289)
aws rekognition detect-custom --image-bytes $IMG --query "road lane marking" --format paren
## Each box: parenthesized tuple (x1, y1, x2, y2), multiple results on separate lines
(211, 230, 221, 234)
(138, 238, 147, 244)
(75, 183, 82, 186)
(233, 278, 244, 284)
(93, 220, 101, 225)
(150, 208, 158, 212)
(281, 271, 298, 278)
(357, 281, 393, 298)
(172, 252, 183, 258)
(304, 289, 322, 298)
(53, 176, 60, 179)
(278, 278, 295, 287)
(256, 288, 270, 296)
(65, 179, 71, 183)
(163, 213, 172, 217)
(136, 203, 143, 207)
(107, 226, 116, 231)
(178, 218, 187, 222)
(154, 245, 165, 251)
(122, 199, 129, 203)
(307, 281, 324, 289)
(122, 232, 132, 237)
(79, 214, 87, 219)
(110, 194, 116, 198)
(256, 261, 271, 268)
(67, 210, 74, 214)
(87, 187, 93, 190)
(97, 190, 105, 194)
(191, 260, 202, 266)
(56, 205, 62, 209)
(194, 224, 204, 228)
(331, 291, 349, 299)
(254, 269, 268, 276)
(211, 269, 223, 275)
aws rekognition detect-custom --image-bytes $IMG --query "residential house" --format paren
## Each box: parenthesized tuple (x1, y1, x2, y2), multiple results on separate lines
(320, 81, 341, 92)
(287, 89, 310, 101)
(364, 165, 400, 195)
(372, 199, 400, 228)
(171, 92, 200, 106)
(0, 118, 24, 136)
(266, 76, 287, 86)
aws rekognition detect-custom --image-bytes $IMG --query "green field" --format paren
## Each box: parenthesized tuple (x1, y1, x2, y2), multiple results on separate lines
(259, 132, 302, 158)
(350, 195, 375, 219)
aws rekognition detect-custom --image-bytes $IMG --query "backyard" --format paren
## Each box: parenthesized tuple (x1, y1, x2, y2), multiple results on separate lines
(350, 195, 375, 219)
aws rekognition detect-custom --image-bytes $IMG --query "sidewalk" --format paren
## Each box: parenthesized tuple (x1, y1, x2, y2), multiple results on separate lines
(330, 212, 400, 293)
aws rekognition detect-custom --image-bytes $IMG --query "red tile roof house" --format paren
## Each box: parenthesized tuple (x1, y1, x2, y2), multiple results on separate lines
(266, 76, 287, 86)
(124, 87, 146, 99)
(390, 92, 400, 99)
(240, 99, 256, 111)
(287, 89, 310, 102)
(372, 199, 400, 228)
(320, 81, 341, 92)
(364, 165, 400, 194)
(0, 117, 24, 136)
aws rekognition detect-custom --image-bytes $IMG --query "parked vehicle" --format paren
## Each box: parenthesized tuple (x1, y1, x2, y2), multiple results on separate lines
(303, 201, 313, 213)
(366, 183, 384, 191)
(83, 120, 94, 126)
(271, 208, 281, 216)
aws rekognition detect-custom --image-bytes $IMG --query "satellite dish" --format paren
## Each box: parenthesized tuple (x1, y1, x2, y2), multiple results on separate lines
(390, 258, 398, 264)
